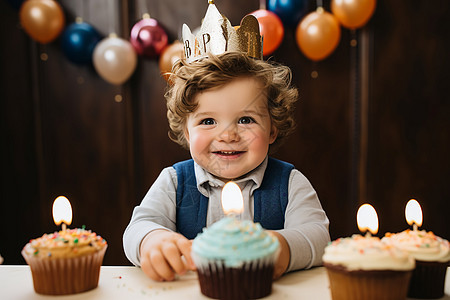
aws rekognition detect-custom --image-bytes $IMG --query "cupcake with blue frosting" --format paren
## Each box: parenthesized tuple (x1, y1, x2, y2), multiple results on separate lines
(192, 217, 279, 300)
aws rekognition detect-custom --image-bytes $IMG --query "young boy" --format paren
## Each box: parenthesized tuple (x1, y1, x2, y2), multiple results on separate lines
(123, 51, 330, 282)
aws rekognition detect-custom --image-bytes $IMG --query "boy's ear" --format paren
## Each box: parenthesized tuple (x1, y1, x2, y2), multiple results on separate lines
(269, 125, 278, 144)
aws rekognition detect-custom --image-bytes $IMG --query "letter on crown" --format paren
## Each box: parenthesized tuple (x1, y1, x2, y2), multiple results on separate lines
(182, 0, 263, 63)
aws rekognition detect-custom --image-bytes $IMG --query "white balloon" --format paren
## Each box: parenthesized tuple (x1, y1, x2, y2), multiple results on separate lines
(93, 35, 137, 85)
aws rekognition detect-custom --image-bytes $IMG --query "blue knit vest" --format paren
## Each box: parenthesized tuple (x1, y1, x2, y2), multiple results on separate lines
(173, 157, 294, 239)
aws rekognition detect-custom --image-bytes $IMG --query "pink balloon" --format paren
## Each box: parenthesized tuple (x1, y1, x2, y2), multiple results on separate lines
(130, 18, 168, 59)
(93, 35, 137, 85)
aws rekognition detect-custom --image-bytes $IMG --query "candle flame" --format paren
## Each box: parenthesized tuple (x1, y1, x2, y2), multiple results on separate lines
(221, 181, 244, 215)
(405, 199, 423, 227)
(52, 196, 73, 226)
(357, 204, 378, 235)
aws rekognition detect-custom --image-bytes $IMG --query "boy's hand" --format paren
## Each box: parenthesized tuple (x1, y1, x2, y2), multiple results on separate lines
(270, 231, 290, 279)
(140, 229, 196, 281)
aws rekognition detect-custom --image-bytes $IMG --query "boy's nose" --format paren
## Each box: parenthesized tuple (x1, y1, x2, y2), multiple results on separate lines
(218, 124, 240, 142)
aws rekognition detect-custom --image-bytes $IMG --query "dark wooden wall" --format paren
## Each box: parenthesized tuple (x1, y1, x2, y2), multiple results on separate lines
(1, 0, 449, 265)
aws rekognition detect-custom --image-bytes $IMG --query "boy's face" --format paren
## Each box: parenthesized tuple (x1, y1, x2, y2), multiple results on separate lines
(185, 77, 277, 182)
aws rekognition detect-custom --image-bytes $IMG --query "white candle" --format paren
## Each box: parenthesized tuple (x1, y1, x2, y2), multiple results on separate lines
(221, 182, 244, 216)
(405, 199, 423, 231)
(52, 196, 73, 231)
(357, 203, 379, 237)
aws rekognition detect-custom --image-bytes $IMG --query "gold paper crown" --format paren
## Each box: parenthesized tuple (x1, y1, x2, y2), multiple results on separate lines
(182, 0, 263, 63)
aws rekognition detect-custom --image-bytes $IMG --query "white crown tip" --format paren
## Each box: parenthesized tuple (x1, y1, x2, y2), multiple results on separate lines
(182, 24, 195, 63)
(182, 24, 193, 38)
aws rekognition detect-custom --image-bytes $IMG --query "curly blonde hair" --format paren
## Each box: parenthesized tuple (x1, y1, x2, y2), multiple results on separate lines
(165, 52, 298, 152)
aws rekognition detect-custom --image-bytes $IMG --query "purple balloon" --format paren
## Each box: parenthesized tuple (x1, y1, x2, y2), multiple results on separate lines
(130, 18, 168, 59)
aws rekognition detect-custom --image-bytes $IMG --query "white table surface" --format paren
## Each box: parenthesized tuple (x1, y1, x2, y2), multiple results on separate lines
(0, 265, 449, 300)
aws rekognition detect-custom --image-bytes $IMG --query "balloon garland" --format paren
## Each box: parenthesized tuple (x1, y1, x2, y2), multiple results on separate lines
(17, 0, 378, 84)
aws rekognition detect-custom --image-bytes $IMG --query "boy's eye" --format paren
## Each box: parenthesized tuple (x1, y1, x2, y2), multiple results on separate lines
(238, 116, 255, 124)
(200, 118, 216, 125)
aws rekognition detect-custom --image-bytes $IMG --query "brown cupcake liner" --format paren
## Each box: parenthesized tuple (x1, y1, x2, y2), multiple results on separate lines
(324, 263, 412, 300)
(407, 260, 449, 299)
(196, 261, 274, 300)
(22, 246, 107, 295)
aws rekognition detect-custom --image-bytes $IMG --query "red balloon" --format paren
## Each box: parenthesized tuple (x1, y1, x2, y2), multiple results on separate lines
(296, 8, 341, 61)
(250, 9, 284, 56)
(19, 0, 65, 44)
(130, 17, 168, 59)
(159, 41, 184, 82)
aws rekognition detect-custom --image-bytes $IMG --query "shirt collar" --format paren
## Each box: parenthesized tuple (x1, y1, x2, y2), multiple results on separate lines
(194, 156, 268, 195)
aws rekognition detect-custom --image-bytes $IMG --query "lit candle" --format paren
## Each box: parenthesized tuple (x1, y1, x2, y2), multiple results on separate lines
(52, 196, 73, 231)
(356, 203, 379, 237)
(221, 181, 244, 216)
(405, 199, 423, 231)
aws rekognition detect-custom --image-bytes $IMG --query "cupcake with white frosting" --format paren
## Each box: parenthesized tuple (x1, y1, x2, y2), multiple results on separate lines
(383, 229, 450, 299)
(323, 234, 415, 300)
(192, 217, 279, 300)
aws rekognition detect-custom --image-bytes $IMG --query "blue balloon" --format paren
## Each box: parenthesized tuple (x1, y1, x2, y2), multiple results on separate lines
(268, 0, 308, 26)
(61, 22, 102, 65)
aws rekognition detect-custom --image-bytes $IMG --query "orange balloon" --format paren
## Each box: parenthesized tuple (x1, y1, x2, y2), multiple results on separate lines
(159, 41, 185, 82)
(331, 0, 376, 29)
(19, 0, 65, 44)
(296, 8, 341, 61)
(250, 9, 284, 56)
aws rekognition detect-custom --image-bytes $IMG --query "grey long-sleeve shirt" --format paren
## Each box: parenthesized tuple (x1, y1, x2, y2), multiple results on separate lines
(123, 157, 330, 272)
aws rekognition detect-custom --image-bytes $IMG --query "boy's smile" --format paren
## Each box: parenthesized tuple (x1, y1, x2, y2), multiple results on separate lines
(185, 77, 277, 182)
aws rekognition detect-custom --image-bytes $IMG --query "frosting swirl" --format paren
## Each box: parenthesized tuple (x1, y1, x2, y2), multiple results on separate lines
(23, 228, 107, 259)
(192, 217, 279, 267)
(383, 229, 450, 263)
(323, 234, 415, 271)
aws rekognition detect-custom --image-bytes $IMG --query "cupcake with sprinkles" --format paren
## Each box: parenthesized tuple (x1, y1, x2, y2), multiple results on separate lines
(383, 229, 450, 299)
(22, 227, 107, 295)
(323, 234, 415, 300)
(323, 204, 415, 300)
(382, 199, 450, 299)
